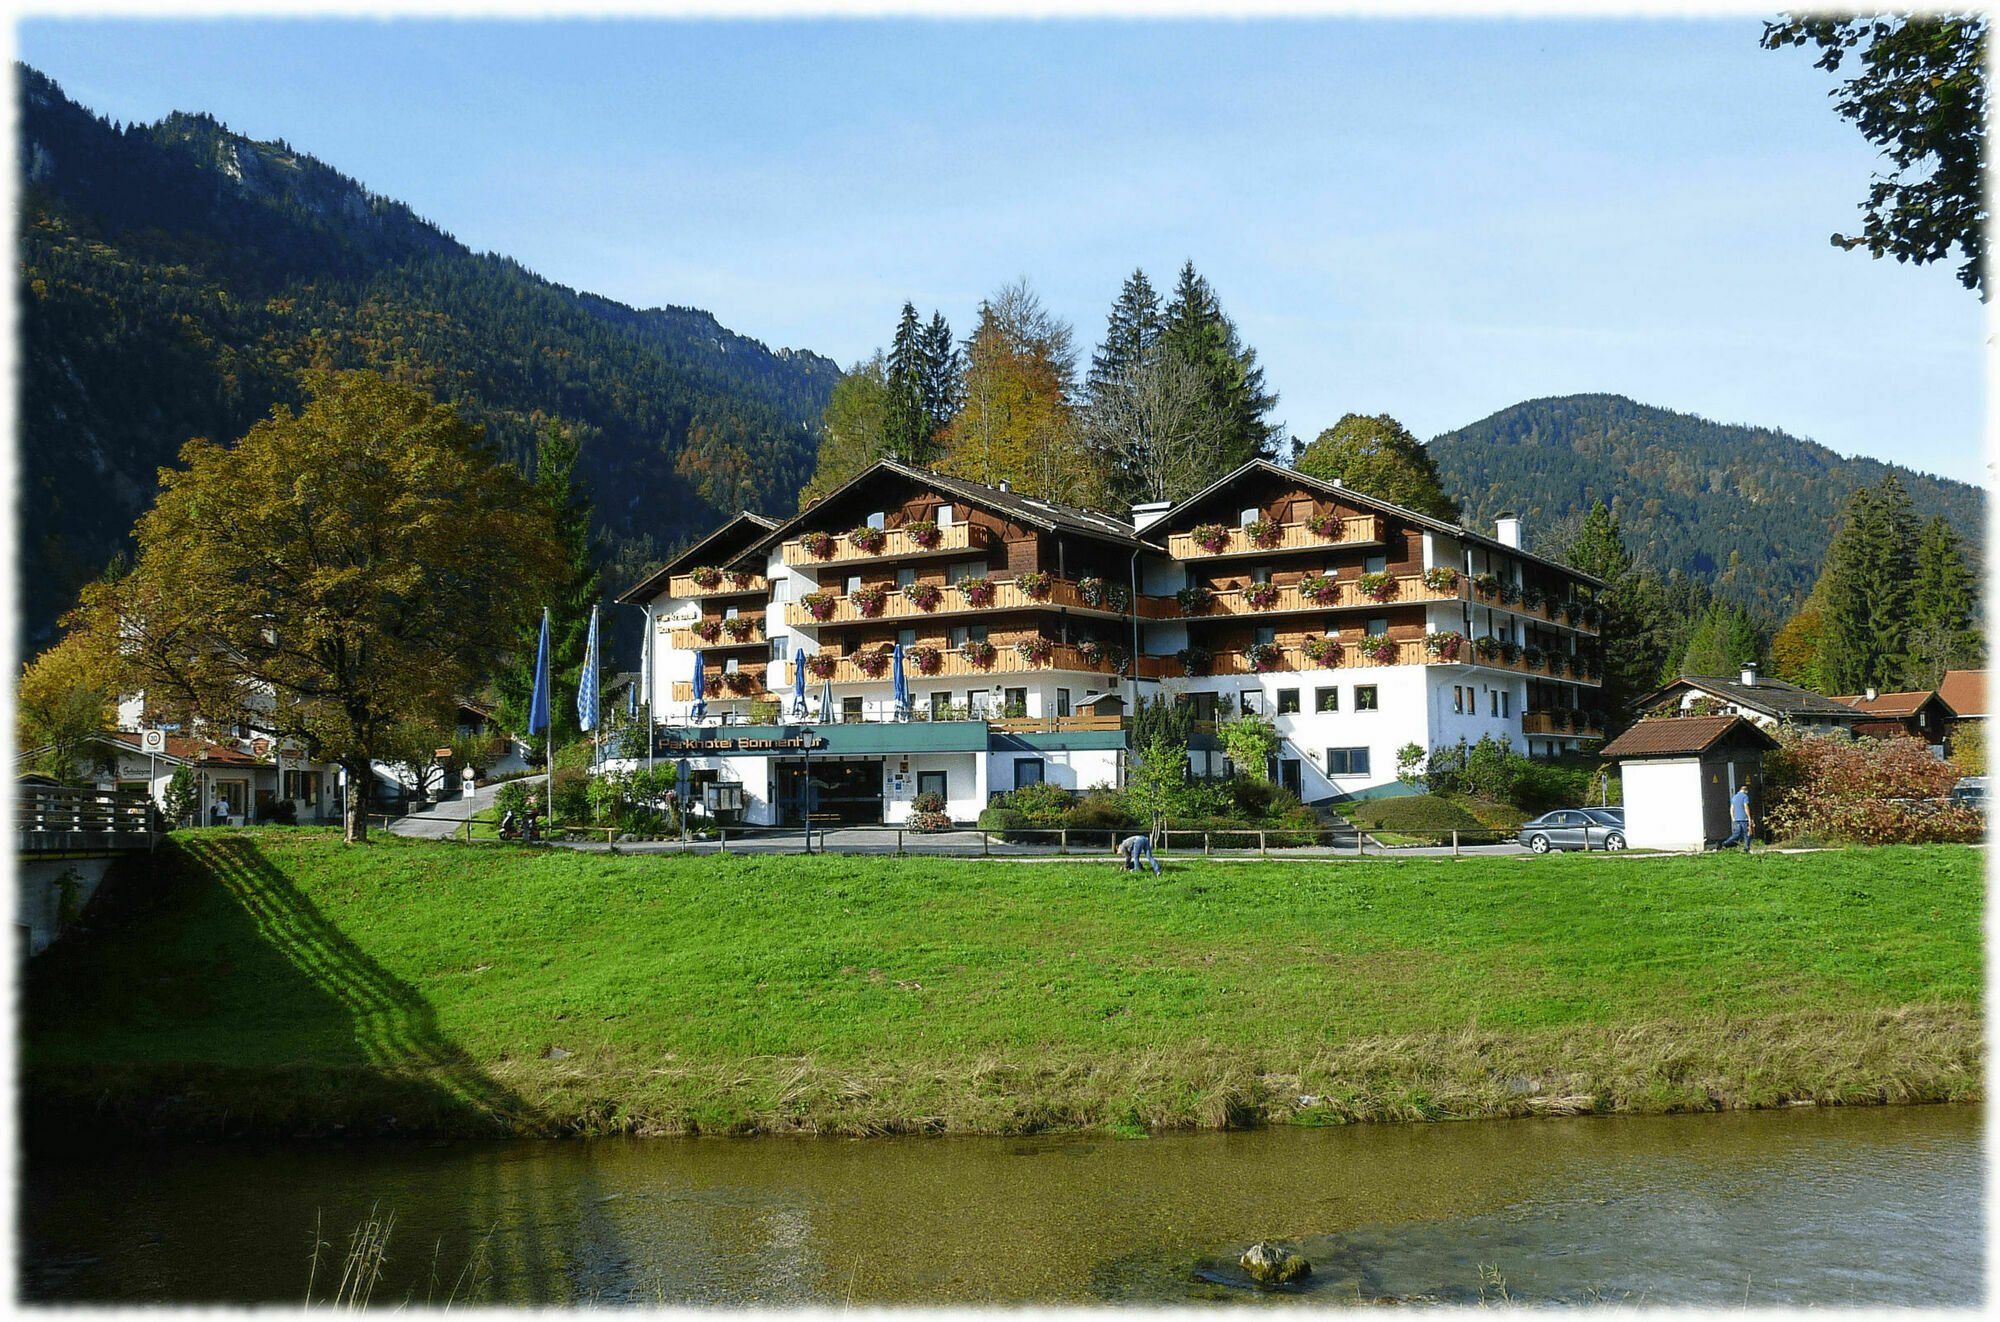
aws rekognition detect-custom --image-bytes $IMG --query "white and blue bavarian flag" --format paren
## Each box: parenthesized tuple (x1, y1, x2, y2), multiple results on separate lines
(577, 604, 601, 733)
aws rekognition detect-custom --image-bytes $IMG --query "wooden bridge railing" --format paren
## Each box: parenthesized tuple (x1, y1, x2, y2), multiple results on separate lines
(16, 786, 158, 838)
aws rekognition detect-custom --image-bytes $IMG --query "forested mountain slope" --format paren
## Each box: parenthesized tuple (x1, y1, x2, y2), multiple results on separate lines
(1429, 394, 1984, 618)
(16, 65, 837, 658)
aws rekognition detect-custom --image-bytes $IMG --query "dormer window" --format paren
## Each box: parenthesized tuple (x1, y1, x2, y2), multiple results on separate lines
(936, 505, 955, 528)
(867, 512, 886, 531)
(1240, 507, 1259, 527)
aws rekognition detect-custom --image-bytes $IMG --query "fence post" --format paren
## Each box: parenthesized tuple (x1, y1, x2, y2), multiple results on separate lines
(1060, 828, 1068, 855)
(1452, 829, 1459, 857)
(897, 828, 904, 858)
(718, 826, 728, 853)
(1203, 831, 1211, 856)
(1259, 830, 1267, 857)
(983, 829, 990, 857)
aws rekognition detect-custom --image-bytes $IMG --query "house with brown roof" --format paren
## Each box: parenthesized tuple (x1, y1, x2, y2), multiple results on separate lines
(14, 731, 335, 826)
(1831, 688, 1954, 749)
(1599, 715, 1780, 851)
(1937, 669, 1987, 723)
(1636, 664, 1866, 737)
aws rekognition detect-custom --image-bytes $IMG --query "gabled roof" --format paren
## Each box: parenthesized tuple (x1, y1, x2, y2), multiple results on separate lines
(1600, 714, 1779, 759)
(1638, 674, 1865, 723)
(1938, 669, 1988, 719)
(100, 731, 264, 766)
(1159, 459, 1606, 587)
(755, 459, 1159, 556)
(616, 511, 779, 604)
(1832, 689, 1947, 719)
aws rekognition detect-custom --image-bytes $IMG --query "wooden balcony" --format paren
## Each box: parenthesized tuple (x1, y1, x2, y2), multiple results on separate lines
(670, 622, 769, 650)
(1166, 515, 1384, 560)
(669, 676, 779, 703)
(1433, 645, 1604, 687)
(1523, 711, 1604, 738)
(815, 641, 1135, 684)
(986, 713, 1127, 735)
(786, 576, 1174, 628)
(780, 521, 991, 569)
(1155, 639, 1603, 685)
(1468, 584, 1601, 635)
(666, 571, 769, 600)
(1177, 572, 1464, 620)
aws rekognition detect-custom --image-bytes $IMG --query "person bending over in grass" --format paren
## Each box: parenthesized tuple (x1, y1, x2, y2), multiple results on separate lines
(1119, 833, 1161, 875)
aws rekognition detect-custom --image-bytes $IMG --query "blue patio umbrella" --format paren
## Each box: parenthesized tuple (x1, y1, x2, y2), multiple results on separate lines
(689, 649, 707, 723)
(891, 643, 909, 720)
(792, 654, 807, 719)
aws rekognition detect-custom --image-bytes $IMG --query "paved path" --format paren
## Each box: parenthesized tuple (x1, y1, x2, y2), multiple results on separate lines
(388, 776, 542, 840)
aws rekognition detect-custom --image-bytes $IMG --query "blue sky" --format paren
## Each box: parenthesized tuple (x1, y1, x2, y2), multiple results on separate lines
(17, 16, 1988, 486)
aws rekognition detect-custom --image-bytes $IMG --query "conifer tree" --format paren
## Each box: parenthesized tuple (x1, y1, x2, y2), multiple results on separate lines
(1906, 512, 1982, 683)
(885, 302, 930, 463)
(496, 421, 600, 753)
(1669, 601, 1765, 679)
(920, 310, 962, 448)
(1087, 269, 1162, 397)
(1159, 261, 1280, 469)
(1816, 476, 1919, 692)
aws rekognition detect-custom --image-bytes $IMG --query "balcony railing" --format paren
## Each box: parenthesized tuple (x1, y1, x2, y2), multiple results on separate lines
(1431, 644, 1604, 686)
(669, 676, 780, 703)
(1157, 639, 1603, 685)
(780, 522, 991, 569)
(1523, 711, 1605, 738)
(986, 713, 1127, 735)
(1166, 515, 1385, 560)
(1467, 583, 1602, 635)
(1177, 572, 1464, 620)
(787, 576, 1174, 628)
(666, 571, 768, 599)
(810, 641, 1137, 684)
(670, 622, 770, 650)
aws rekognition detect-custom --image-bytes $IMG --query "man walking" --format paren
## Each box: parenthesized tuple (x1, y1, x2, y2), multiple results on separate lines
(1720, 782, 1753, 853)
(1118, 832, 1162, 876)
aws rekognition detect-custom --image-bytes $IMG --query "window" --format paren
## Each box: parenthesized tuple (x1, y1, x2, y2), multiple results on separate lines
(918, 770, 947, 800)
(771, 638, 789, 662)
(1239, 690, 1261, 716)
(969, 624, 988, 643)
(1255, 625, 1276, 646)
(937, 505, 955, 528)
(1490, 690, 1499, 717)
(950, 625, 968, 647)
(897, 627, 917, 647)
(284, 770, 321, 801)
(1014, 758, 1044, 789)
(1277, 689, 1300, 714)
(1325, 747, 1371, 776)
(1364, 554, 1387, 574)
(1185, 567, 1202, 591)
(1240, 507, 1260, 527)
(1356, 685, 1379, 711)
(1315, 687, 1339, 713)
(1367, 617, 1389, 637)
(969, 690, 990, 717)
(1501, 691, 1511, 718)
(898, 567, 916, 588)
(1004, 687, 1028, 718)
(1056, 688, 1072, 718)
(724, 657, 740, 674)
(931, 691, 952, 719)
(845, 574, 862, 596)
(867, 511, 886, 530)
(771, 578, 788, 603)
(1453, 684, 1464, 714)
(949, 561, 977, 583)
(1251, 565, 1272, 584)
(724, 605, 738, 619)
(841, 695, 863, 721)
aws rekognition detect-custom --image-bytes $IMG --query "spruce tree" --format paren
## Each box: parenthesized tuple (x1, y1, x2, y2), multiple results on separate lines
(920, 310, 962, 450)
(885, 302, 930, 463)
(1672, 601, 1765, 678)
(1159, 261, 1280, 470)
(495, 421, 600, 753)
(1906, 513, 1982, 683)
(1817, 477, 1919, 692)
(1087, 269, 1162, 397)
(1565, 500, 1631, 582)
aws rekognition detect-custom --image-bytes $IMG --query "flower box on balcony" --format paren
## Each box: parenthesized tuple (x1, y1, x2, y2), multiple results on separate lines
(1244, 580, 1281, 611)
(1298, 574, 1341, 606)
(1521, 584, 1546, 611)
(1244, 641, 1282, 672)
(724, 570, 754, 590)
(905, 581, 942, 611)
(1496, 580, 1521, 606)
(958, 577, 996, 608)
(1580, 603, 1602, 628)
(1472, 572, 1501, 599)
(1422, 566, 1459, 592)
(1016, 636, 1054, 665)
(1076, 639, 1129, 671)
(909, 645, 943, 676)
(851, 584, 888, 618)
(1176, 645, 1215, 677)
(1301, 634, 1342, 665)
(801, 591, 837, 622)
(1358, 571, 1396, 603)
(1426, 630, 1464, 662)
(1016, 571, 1055, 601)
(848, 525, 888, 555)
(689, 566, 722, 590)
(1076, 576, 1130, 611)
(804, 653, 837, 679)
(1176, 585, 1214, 615)
(1190, 523, 1231, 554)
(1523, 644, 1545, 669)
(1360, 634, 1398, 664)
(721, 616, 754, 641)
(800, 531, 837, 560)
(960, 639, 997, 669)
(723, 671, 758, 695)
(1243, 519, 1282, 549)
(695, 619, 722, 643)
(1305, 510, 1345, 539)
(856, 649, 891, 678)
(1499, 640, 1521, 664)
(1474, 635, 1500, 660)
(903, 519, 941, 550)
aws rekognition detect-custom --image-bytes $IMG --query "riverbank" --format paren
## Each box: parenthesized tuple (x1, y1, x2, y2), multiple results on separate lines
(22, 831, 1982, 1142)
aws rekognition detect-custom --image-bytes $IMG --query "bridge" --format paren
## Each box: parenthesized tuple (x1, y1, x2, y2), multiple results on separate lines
(16, 786, 159, 957)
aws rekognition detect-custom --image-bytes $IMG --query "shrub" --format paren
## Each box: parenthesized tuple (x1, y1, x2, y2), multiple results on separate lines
(909, 810, 952, 833)
(911, 790, 947, 814)
(1003, 779, 1077, 826)
(256, 799, 299, 825)
(975, 806, 1031, 840)
(1353, 793, 1483, 834)
(1221, 713, 1280, 781)
(1066, 789, 1138, 833)
(1765, 731, 1981, 845)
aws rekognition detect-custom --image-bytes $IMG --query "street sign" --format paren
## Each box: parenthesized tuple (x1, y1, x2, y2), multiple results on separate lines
(434, 747, 454, 760)
(140, 729, 166, 752)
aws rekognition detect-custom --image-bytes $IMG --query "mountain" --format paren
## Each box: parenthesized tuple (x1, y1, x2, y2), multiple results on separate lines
(15, 65, 839, 662)
(1428, 394, 1985, 619)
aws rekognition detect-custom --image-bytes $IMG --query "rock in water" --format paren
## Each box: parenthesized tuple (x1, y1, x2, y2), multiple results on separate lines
(1240, 1241, 1311, 1285)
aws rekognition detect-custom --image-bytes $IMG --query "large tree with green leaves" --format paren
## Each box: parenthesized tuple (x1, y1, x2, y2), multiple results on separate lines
(1667, 601, 1765, 681)
(1159, 261, 1281, 470)
(801, 352, 894, 504)
(1762, 13, 1987, 296)
(70, 370, 560, 841)
(1816, 475, 1920, 693)
(495, 420, 601, 757)
(1295, 414, 1461, 521)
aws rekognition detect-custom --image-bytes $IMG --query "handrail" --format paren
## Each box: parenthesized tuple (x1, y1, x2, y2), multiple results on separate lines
(1167, 515, 1385, 559)
(787, 576, 1175, 627)
(16, 786, 157, 835)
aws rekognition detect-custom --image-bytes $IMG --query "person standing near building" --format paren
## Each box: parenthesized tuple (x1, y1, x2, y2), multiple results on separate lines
(1720, 783, 1753, 853)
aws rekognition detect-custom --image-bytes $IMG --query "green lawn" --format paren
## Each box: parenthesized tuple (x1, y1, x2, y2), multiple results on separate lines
(23, 831, 1982, 1139)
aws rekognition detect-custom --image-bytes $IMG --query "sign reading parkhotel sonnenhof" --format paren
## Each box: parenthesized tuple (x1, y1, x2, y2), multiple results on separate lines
(653, 733, 829, 754)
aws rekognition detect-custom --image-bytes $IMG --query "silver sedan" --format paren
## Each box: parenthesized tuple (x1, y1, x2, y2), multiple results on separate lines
(1518, 808, 1627, 853)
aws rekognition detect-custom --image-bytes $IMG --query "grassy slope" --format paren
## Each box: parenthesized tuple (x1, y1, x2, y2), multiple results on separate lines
(23, 831, 1982, 1140)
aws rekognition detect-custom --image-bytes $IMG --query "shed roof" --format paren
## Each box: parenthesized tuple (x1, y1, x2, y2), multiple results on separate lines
(1599, 715, 1779, 759)
(1831, 689, 1944, 719)
(1938, 669, 1988, 719)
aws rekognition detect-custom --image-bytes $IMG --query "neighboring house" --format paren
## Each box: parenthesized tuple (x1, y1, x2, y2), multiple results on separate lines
(1599, 715, 1780, 852)
(14, 731, 337, 825)
(1937, 669, 1987, 726)
(1636, 665, 1867, 738)
(618, 459, 1609, 824)
(1831, 688, 1954, 750)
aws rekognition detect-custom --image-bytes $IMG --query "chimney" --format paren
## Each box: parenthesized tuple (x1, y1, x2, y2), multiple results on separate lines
(1494, 512, 1521, 548)
(1330, 477, 1344, 487)
(1741, 661, 1759, 687)
(1130, 500, 1173, 533)
(998, 479, 1011, 493)
(1865, 685, 1879, 703)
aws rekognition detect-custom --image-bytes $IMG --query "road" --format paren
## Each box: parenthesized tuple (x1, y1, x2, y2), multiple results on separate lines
(387, 776, 541, 840)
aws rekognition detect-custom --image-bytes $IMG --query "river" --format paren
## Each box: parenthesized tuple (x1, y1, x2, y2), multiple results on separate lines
(21, 1103, 1980, 1306)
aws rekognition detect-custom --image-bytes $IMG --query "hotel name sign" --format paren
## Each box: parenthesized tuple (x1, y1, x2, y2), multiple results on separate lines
(654, 732, 829, 755)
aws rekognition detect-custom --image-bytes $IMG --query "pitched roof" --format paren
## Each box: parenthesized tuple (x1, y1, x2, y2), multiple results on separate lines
(1161, 459, 1607, 587)
(757, 458, 1159, 556)
(616, 511, 779, 604)
(1600, 715, 1779, 758)
(1938, 669, 1988, 719)
(1831, 689, 1943, 718)
(1640, 674, 1865, 722)
(102, 731, 264, 765)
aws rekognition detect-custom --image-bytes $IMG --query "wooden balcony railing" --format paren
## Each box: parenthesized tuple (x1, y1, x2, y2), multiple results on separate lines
(670, 622, 769, 650)
(669, 676, 779, 703)
(780, 522, 991, 569)
(1433, 644, 1604, 686)
(1523, 711, 1605, 737)
(813, 641, 1136, 684)
(1178, 572, 1464, 620)
(666, 571, 768, 599)
(1468, 584, 1602, 635)
(786, 576, 1174, 628)
(1156, 639, 1603, 685)
(986, 713, 1128, 735)
(1166, 515, 1384, 559)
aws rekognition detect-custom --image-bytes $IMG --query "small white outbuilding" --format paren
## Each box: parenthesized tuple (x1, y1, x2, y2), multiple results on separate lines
(1599, 715, 1781, 852)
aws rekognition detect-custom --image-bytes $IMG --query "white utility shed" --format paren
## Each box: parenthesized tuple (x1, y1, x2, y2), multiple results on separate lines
(1599, 715, 1781, 851)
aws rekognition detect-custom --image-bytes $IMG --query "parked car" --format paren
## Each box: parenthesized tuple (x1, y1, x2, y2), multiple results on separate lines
(1518, 808, 1627, 853)
(1949, 777, 1987, 809)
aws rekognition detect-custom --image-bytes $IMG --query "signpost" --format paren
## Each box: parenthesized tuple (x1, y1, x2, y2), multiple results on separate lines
(140, 728, 164, 820)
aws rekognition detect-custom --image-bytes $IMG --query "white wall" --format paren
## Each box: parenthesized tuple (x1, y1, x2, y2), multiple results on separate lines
(883, 752, 984, 823)
(1622, 759, 1705, 850)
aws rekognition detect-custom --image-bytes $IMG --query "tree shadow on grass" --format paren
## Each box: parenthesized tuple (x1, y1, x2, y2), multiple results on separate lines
(23, 833, 540, 1141)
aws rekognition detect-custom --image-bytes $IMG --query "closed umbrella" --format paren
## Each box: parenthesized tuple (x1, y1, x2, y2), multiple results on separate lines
(892, 643, 909, 721)
(689, 650, 707, 723)
(792, 654, 807, 720)
(819, 674, 836, 723)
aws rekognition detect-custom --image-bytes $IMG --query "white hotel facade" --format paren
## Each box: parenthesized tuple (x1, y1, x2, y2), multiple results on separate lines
(620, 460, 1606, 827)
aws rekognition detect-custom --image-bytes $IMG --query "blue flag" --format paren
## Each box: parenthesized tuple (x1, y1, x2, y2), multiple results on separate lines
(528, 608, 551, 735)
(577, 605, 601, 733)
